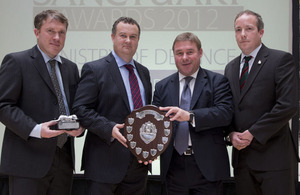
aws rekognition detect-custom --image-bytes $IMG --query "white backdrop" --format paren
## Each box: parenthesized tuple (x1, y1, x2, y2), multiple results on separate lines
(0, 0, 293, 175)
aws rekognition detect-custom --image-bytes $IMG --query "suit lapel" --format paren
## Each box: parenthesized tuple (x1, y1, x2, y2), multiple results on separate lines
(190, 68, 206, 109)
(107, 53, 131, 112)
(135, 61, 150, 104)
(168, 73, 180, 106)
(31, 46, 56, 96)
(239, 45, 268, 101)
(231, 57, 242, 100)
(168, 73, 180, 137)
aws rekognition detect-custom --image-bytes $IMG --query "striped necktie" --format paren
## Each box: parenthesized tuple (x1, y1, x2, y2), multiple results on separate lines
(124, 64, 143, 109)
(239, 56, 252, 91)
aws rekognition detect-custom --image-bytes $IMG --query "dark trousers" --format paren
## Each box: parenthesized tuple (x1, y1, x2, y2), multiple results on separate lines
(234, 154, 297, 195)
(166, 150, 222, 195)
(9, 141, 73, 195)
(87, 153, 148, 195)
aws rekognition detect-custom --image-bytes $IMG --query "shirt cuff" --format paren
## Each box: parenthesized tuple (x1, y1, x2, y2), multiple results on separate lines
(190, 119, 195, 127)
(29, 124, 42, 138)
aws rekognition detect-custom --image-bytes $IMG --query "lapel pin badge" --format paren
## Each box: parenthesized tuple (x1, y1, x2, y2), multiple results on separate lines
(258, 60, 261, 64)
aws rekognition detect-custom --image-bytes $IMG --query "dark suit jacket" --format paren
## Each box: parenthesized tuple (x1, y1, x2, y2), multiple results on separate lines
(152, 67, 233, 182)
(72, 52, 152, 183)
(224, 44, 298, 171)
(0, 45, 80, 178)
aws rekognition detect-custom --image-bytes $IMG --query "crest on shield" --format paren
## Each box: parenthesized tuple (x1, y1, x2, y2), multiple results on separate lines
(140, 121, 157, 144)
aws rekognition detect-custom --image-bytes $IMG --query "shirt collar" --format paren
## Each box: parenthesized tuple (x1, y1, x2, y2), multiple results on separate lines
(112, 50, 135, 68)
(37, 45, 62, 64)
(240, 44, 262, 63)
(178, 67, 199, 82)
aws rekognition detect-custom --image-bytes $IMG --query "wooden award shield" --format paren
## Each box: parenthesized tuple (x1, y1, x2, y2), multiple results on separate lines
(124, 105, 172, 161)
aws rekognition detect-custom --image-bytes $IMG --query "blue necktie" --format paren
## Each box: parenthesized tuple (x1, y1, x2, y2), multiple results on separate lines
(175, 76, 192, 155)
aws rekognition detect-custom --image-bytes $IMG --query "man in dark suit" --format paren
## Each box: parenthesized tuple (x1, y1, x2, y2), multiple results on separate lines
(224, 10, 298, 195)
(0, 10, 84, 195)
(152, 32, 233, 195)
(72, 17, 152, 195)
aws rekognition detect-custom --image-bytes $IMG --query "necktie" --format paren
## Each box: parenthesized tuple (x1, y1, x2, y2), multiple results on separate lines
(49, 60, 68, 148)
(239, 56, 252, 91)
(124, 64, 143, 109)
(175, 76, 192, 155)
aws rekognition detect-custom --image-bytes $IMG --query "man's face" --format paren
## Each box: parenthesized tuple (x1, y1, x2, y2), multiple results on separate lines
(34, 18, 67, 58)
(111, 22, 139, 61)
(173, 41, 202, 76)
(234, 14, 264, 55)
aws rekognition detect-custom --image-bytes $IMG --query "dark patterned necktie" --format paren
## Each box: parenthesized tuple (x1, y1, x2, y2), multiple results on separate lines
(175, 76, 192, 155)
(49, 60, 68, 148)
(124, 64, 143, 109)
(239, 56, 252, 91)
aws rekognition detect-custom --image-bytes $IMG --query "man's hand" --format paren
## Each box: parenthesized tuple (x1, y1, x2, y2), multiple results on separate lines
(230, 131, 252, 150)
(40, 120, 65, 138)
(159, 106, 189, 122)
(238, 130, 254, 143)
(112, 123, 127, 147)
(64, 126, 85, 137)
(138, 158, 157, 165)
